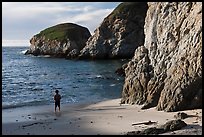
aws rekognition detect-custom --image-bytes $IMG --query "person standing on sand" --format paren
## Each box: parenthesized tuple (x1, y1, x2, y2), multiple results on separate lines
(54, 90, 61, 112)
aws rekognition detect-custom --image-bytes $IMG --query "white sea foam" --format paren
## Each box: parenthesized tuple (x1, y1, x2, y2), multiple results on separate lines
(96, 75, 103, 78)
(43, 55, 51, 58)
(20, 49, 28, 54)
(110, 84, 116, 86)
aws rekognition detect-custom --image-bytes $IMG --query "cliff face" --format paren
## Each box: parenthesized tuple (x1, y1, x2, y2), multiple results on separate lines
(121, 2, 202, 112)
(25, 23, 91, 59)
(79, 2, 148, 59)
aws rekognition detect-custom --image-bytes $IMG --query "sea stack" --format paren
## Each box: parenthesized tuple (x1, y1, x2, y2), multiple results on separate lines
(25, 23, 91, 59)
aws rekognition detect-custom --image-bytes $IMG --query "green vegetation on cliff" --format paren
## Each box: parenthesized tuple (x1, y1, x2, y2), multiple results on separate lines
(35, 23, 90, 41)
(107, 2, 147, 20)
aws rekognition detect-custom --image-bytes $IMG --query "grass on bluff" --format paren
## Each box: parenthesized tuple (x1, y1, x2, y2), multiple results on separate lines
(107, 2, 146, 20)
(35, 23, 85, 41)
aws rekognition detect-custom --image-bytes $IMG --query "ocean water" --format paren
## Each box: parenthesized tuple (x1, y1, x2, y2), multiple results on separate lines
(2, 47, 126, 109)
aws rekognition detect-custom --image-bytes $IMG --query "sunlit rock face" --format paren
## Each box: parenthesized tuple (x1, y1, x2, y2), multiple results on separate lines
(121, 2, 202, 112)
(79, 2, 148, 59)
(25, 23, 91, 59)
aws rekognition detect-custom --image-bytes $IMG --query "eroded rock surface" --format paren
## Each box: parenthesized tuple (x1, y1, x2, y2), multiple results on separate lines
(121, 2, 202, 112)
(79, 2, 148, 59)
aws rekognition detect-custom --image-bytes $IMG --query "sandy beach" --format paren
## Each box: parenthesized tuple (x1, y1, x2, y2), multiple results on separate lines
(2, 98, 202, 135)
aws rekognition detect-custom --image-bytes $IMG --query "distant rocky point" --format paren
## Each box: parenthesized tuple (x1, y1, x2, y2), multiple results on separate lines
(25, 23, 91, 59)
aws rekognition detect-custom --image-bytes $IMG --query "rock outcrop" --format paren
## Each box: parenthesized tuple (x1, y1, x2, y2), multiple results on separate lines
(121, 2, 202, 111)
(127, 119, 187, 135)
(78, 2, 148, 59)
(25, 23, 91, 59)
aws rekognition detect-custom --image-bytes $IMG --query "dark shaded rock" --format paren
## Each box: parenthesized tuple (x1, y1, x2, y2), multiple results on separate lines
(25, 48, 41, 56)
(141, 127, 165, 135)
(127, 128, 165, 135)
(127, 127, 165, 135)
(126, 119, 187, 135)
(115, 67, 125, 76)
(115, 63, 128, 76)
(160, 119, 187, 132)
(126, 131, 141, 135)
(174, 112, 188, 119)
(25, 23, 91, 59)
(79, 2, 148, 59)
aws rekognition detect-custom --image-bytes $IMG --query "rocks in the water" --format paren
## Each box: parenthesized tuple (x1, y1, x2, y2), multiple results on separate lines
(115, 67, 125, 76)
(25, 23, 91, 59)
(115, 63, 128, 76)
(127, 119, 187, 135)
(78, 2, 148, 59)
(121, 2, 202, 112)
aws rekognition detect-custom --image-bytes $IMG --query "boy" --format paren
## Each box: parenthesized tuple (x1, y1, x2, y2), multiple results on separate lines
(54, 90, 61, 112)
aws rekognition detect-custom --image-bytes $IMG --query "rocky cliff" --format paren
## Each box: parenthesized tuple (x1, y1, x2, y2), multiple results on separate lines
(25, 23, 91, 59)
(121, 2, 202, 112)
(78, 2, 148, 59)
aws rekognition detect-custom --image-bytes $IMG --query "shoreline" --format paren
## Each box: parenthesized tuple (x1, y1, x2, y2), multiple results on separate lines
(2, 98, 202, 135)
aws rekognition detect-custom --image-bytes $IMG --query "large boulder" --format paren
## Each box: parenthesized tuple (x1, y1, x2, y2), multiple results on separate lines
(25, 23, 91, 59)
(78, 2, 148, 59)
(121, 2, 202, 111)
(127, 119, 187, 135)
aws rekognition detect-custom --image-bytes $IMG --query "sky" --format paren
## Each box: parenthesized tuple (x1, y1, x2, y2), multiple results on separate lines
(2, 2, 121, 47)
